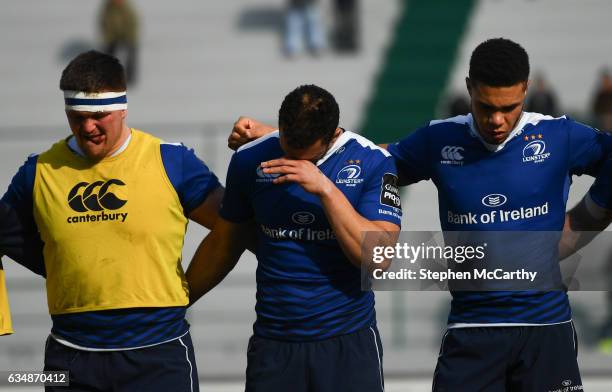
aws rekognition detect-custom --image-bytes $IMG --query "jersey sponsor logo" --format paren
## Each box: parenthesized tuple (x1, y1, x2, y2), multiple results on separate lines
(547, 379, 583, 392)
(380, 173, 401, 209)
(292, 211, 315, 225)
(522, 138, 551, 163)
(336, 162, 363, 186)
(68, 179, 127, 212)
(256, 165, 280, 183)
(66, 179, 128, 224)
(481, 194, 507, 208)
(447, 202, 549, 225)
(260, 224, 336, 241)
(441, 146, 464, 165)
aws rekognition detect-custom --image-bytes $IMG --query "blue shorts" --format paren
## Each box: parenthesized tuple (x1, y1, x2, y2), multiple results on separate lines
(245, 326, 384, 392)
(433, 322, 582, 392)
(43, 332, 198, 392)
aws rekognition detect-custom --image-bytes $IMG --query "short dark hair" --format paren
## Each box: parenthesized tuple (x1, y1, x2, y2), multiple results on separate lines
(59, 50, 126, 92)
(278, 84, 340, 149)
(469, 38, 530, 87)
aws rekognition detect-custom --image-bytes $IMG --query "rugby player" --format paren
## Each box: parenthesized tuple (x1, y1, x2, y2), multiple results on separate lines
(187, 84, 401, 391)
(1, 51, 223, 391)
(228, 38, 612, 391)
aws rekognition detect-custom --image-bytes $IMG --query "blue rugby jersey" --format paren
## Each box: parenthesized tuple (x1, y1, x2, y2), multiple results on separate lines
(388, 112, 612, 326)
(2, 136, 220, 349)
(0, 200, 44, 276)
(220, 130, 402, 341)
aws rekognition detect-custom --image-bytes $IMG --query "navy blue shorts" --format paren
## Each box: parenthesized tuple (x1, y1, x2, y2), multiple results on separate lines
(44, 332, 199, 392)
(433, 322, 582, 392)
(245, 326, 384, 392)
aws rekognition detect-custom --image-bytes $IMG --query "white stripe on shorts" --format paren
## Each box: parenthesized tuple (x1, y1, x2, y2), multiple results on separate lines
(179, 337, 194, 392)
(369, 327, 385, 392)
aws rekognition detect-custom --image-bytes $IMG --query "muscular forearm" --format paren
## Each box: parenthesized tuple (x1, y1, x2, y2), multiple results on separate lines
(185, 225, 246, 305)
(559, 195, 612, 259)
(319, 185, 398, 268)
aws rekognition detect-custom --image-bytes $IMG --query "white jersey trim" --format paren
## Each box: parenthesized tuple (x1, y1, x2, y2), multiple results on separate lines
(237, 130, 280, 153)
(429, 114, 471, 127)
(316, 130, 389, 166)
(447, 319, 572, 329)
(50, 330, 189, 351)
(236, 129, 387, 165)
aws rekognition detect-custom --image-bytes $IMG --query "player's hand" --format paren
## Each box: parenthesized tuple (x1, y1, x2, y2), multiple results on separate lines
(228, 117, 274, 150)
(261, 158, 334, 197)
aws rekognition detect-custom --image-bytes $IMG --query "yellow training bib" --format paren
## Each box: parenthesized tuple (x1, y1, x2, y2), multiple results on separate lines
(33, 130, 189, 314)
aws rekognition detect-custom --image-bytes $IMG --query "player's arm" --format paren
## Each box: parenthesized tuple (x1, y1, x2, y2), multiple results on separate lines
(560, 158, 612, 259)
(186, 149, 257, 304)
(1, 157, 46, 277)
(161, 143, 225, 230)
(384, 126, 433, 186)
(319, 185, 400, 269)
(185, 217, 251, 305)
(260, 158, 400, 268)
(0, 200, 35, 260)
(188, 186, 224, 229)
(559, 195, 611, 259)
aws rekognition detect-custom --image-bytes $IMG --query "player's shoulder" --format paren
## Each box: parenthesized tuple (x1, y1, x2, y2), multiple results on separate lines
(23, 152, 39, 167)
(233, 130, 282, 167)
(237, 130, 280, 155)
(338, 130, 390, 160)
(321, 131, 392, 173)
(36, 136, 72, 163)
(404, 115, 472, 143)
(520, 112, 568, 130)
(428, 114, 472, 130)
(399, 115, 472, 147)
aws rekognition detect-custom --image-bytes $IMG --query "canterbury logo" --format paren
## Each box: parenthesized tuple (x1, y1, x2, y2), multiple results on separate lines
(67, 179, 127, 212)
(441, 146, 464, 161)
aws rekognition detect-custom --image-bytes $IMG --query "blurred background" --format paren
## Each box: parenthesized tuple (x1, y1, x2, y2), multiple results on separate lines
(1, 0, 612, 390)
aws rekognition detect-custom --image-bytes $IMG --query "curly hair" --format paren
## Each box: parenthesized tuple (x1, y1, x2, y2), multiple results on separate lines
(469, 38, 530, 87)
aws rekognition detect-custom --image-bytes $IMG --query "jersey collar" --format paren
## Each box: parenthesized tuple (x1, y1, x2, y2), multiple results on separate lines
(315, 128, 352, 166)
(467, 112, 527, 152)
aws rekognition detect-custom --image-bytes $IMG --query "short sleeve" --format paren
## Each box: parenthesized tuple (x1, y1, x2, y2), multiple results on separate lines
(567, 119, 612, 176)
(219, 153, 254, 223)
(2, 155, 37, 216)
(386, 126, 431, 185)
(160, 143, 221, 215)
(356, 157, 402, 226)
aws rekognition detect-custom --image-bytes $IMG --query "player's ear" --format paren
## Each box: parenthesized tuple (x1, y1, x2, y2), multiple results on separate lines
(120, 109, 127, 120)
